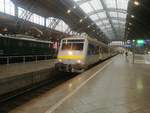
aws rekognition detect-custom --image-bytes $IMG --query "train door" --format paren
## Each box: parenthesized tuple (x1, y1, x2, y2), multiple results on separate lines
(99, 46, 102, 60)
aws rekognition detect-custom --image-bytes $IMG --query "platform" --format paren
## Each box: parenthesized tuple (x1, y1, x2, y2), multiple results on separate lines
(0, 59, 56, 95)
(6, 54, 150, 113)
(0, 59, 56, 79)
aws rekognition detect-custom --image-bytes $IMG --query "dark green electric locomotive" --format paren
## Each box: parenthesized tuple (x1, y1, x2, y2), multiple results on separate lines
(0, 34, 53, 56)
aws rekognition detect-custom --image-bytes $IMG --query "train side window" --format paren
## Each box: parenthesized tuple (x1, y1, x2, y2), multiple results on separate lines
(29, 43, 32, 47)
(19, 41, 23, 47)
(88, 44, 95, 55)
(33, 43, 36, 47)
(4, 39, 7, 46)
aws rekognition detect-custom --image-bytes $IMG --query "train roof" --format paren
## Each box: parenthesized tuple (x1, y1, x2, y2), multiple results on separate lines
(0, 34, 53, 44)
(62, 36, 108, 47)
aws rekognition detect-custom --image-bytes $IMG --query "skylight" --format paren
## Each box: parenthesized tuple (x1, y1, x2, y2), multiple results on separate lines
(73, 0, 130, 39)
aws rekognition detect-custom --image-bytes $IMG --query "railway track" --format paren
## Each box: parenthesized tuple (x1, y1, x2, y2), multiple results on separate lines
(0, 71, 77, 113)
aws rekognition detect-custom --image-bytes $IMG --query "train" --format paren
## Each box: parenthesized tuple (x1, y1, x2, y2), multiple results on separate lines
(0, 34, 53, 56)
(55, 36, 117, 73)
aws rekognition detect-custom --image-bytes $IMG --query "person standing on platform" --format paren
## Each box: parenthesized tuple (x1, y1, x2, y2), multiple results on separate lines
(125, 51, 128, 57)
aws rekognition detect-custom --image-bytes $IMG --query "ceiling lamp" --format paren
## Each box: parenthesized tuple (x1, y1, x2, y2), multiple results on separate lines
(67, 9, 71, 14)
(131, 15, 135, 18)
(79, 19, 83, 23)
(87, 25, 90, 28)
(84, 16, 88, 19)
(134, 1, 140, 6)
(129, 23, 132, 25)
(73, 6, 76, 9)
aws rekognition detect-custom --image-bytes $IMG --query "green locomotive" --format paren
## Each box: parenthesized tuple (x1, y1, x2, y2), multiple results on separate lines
(0, 34, 53, 56)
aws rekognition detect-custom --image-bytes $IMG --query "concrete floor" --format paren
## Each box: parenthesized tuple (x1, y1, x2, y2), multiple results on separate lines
(8, 55, 150, 113)
(0, 59, 56, 79)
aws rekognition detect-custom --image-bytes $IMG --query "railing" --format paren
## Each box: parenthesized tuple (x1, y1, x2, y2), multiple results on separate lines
(0, 55, 56, 65)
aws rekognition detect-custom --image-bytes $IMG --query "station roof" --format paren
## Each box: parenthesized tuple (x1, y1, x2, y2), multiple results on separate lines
(126, 0, 150, 40)
(11, 0, 127, 43)
(73, 0, 129, 40)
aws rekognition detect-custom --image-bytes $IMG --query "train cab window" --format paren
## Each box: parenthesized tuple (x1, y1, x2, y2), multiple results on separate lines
(61, 39, 84, 51)
(62, 43, 83, 50)
(72, 43, 83, 50)
(62, 43, 72, 50)
(19, 41, 23, 47)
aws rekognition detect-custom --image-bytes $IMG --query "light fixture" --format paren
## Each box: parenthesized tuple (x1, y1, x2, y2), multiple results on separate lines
(131, 15, 135, 18)
(134, 1, 140, 6)
(129, 23, 132, 25)
(87, 25, 90, 28)
(79, 19, 83, 23)
(73, 6, 76, 9)
(67, 9, 71, 14)
(84, 16, 87, 19)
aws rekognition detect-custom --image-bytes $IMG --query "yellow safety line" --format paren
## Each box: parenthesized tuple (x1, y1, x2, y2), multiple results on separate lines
(58, 55, 84, 60)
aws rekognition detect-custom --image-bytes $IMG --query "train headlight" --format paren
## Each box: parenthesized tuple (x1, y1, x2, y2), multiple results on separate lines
(58, 59, 62, 62)
(77, 60, 81, 64)
(68, 51, 73, 55)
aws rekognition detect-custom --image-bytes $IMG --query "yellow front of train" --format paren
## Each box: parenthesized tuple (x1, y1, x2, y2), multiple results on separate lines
(55, 38, 86, 72)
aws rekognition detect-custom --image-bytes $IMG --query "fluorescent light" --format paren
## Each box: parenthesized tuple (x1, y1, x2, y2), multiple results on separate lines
(134, 1, 140, 6)
(131, 15, 135, 18)
(73, 6, 76, 9)
(129, 23, 132, 25)
(79, 19, 83, 23)
(87, 25, 90, 28)
(84, 16, 87, 19)
(67, 9, 71, 14)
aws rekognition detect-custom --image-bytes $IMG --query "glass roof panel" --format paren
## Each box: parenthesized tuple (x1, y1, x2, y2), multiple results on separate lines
(102, 19, 109, 24)
(90, 0, 103, 10)
(80, 3, 93, 13)
(118, 13, 127, 18)
(90, 14, 99, 21)
(112, 20, 118, 23)
(117, 0, 129, 10)
(104, 0, 116, 9)
(73, 0, 80, 2)
(97, 12, 107, 18)
(96, 21, 103, 26)
(73, 0, 129, 39)
(109, 12, 117, 18)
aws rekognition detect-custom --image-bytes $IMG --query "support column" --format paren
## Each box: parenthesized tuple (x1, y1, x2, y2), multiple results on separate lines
(44, 17, 47, 27)
(15, 5, 18, 17)
(132, 40, 136, 64)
